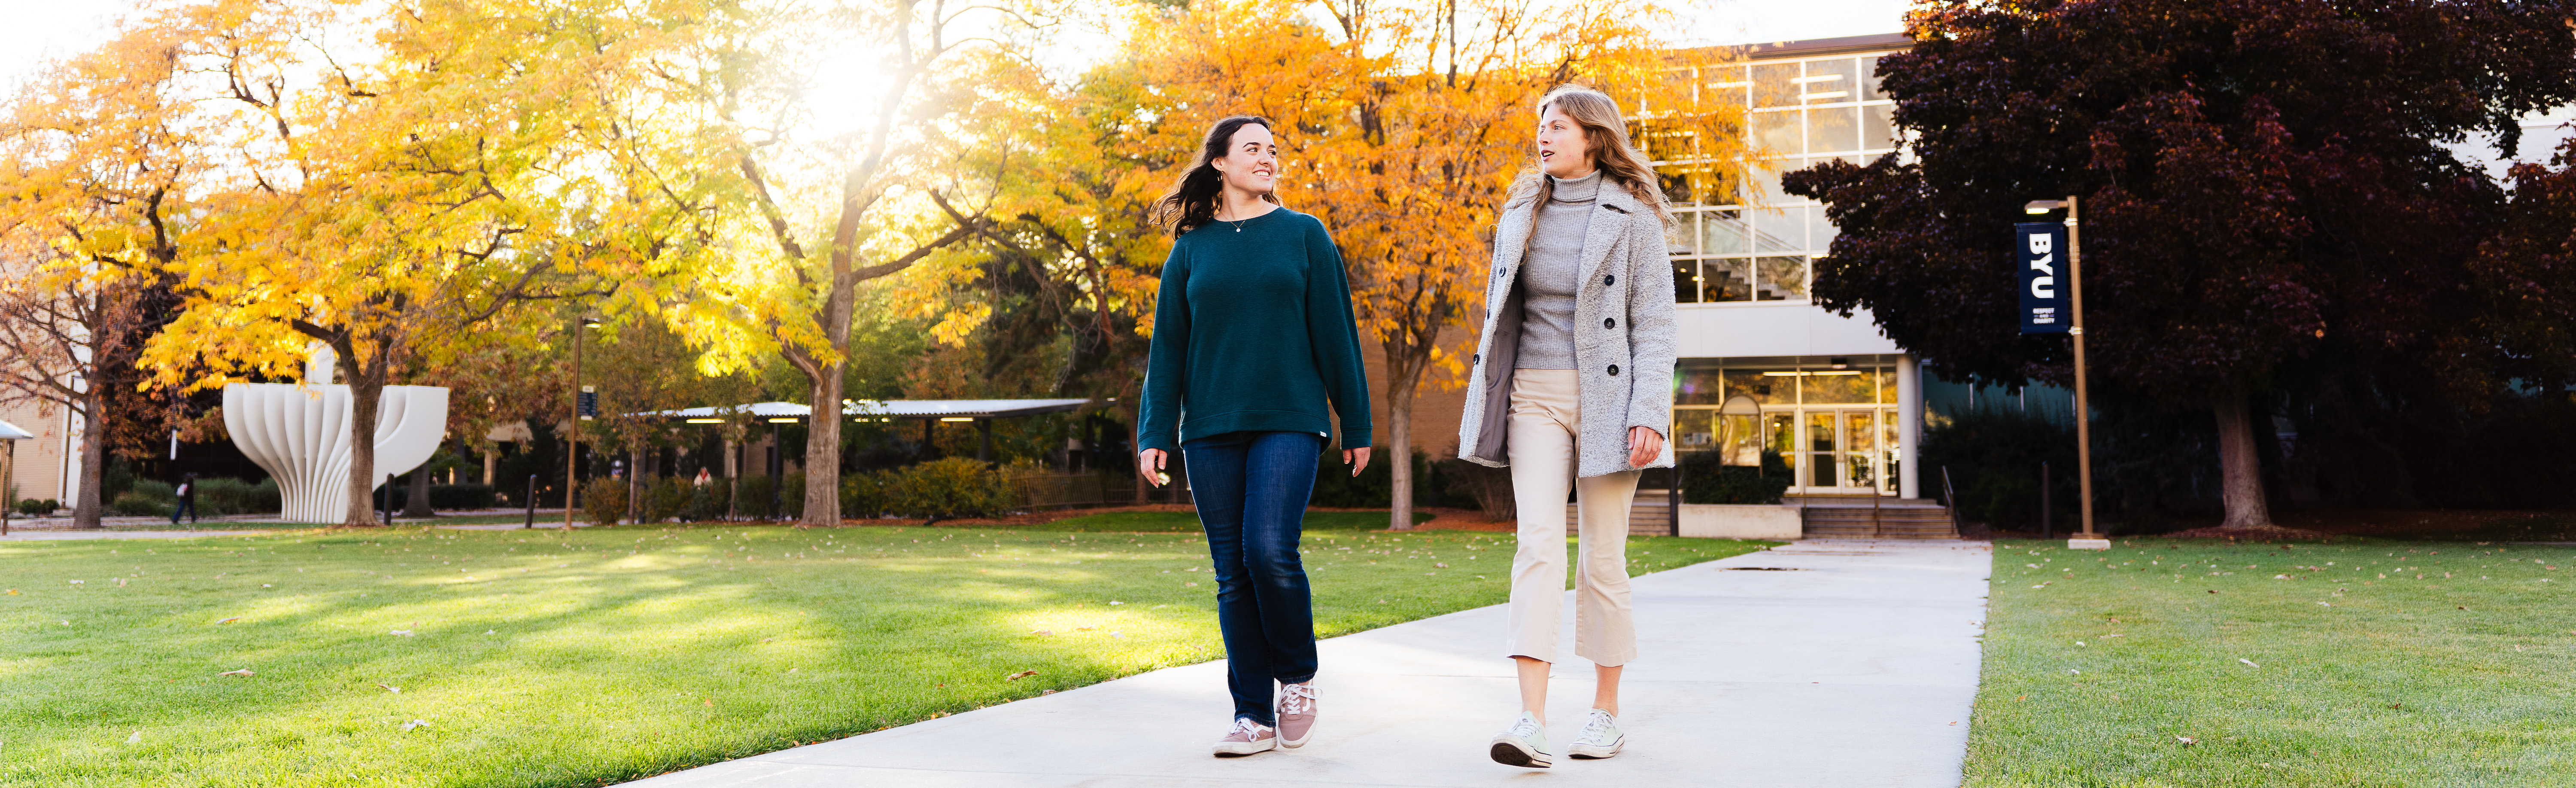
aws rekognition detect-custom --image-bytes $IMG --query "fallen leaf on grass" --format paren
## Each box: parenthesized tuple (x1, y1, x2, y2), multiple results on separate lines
(2239, 658, 2260, 668)
(1029, 630, 1053, 637)
(217, 669, 254, 677)
(389, 630, 415, 637)
(1042, 689, 1057, 695)
(215, 617, 242, 624)
(399, 720, 428, 732)
(377, 684, 400, 693)
(69, 580, 83, 585)
(1006, 671, 1040, 681)
(2176, 736, 2196, 745)
(125, 732, 141, 745)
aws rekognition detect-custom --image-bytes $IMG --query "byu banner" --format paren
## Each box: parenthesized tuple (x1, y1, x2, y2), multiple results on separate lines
(2016, 222, 2069, 334)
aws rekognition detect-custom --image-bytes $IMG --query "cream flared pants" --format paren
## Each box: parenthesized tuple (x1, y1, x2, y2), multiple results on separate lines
(1503, 369, 1640, 667)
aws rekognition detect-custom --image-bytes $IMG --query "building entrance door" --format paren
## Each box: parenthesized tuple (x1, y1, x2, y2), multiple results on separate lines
(1774, 408, 1894, 495)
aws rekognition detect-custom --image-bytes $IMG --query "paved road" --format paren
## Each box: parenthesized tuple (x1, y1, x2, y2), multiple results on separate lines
(623, 539, 1994, 788)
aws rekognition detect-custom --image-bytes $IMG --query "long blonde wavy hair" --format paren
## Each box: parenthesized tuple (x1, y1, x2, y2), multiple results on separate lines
(1509, 84, 1674, 230)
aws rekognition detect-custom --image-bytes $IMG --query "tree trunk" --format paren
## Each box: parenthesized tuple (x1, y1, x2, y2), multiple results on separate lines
(1382, 334, 1435, 532)
(802, 358, 844, 526)
(723, 436, 739, 520)
(2211, 384, 2272, 529)
(71, 391, 105, 529)
(1386, 385, 1414, 532)
(627, 445, 643, 524)
(403, 454, 436, 517)
(345, 374, 383, 527)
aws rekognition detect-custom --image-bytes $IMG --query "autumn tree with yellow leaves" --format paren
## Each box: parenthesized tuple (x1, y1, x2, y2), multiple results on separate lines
(1066, 0, 1751, 528)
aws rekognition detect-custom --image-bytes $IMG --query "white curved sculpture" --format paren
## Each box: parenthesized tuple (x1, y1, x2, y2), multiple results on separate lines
(224, 383, 449, 523)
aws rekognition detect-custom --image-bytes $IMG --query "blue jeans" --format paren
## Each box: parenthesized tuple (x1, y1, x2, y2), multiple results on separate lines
(170, 499, 195, 524)
(1182, 430, 1324, 725)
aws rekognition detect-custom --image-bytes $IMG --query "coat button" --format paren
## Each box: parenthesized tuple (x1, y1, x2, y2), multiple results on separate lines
(1472, 353, 1480, 365)
(1604, 318, 1616, 329)
(1607, 364, 1620, 376)
(1604, 274, 1616, 286)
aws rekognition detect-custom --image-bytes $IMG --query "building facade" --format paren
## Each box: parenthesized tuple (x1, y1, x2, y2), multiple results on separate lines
(1656, 33, 1925, 499)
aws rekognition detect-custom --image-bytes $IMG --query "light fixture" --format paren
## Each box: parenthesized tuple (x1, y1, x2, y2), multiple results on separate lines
(2024, 199, 2068, 214)
(939, 417, 976, 423)
(766, 417, 799, 423)
(684, 418, 723, 424)
(1829, 357, 1849, 369)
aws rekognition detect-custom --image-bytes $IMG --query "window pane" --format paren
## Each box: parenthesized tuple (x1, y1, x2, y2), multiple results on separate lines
(1727, 368, 1790, 404)
(1807, 106, 1859, 154)
(1863, 104, 1896, 152)
(1706, 257, 1753, 301)
(1753, 63, 1800, 108)
(1672, 259, 1702, 303)
(1804, 371, 1872, 403)
(1801, 58, 1856, 103)
(1751, 208, 1802, 252)
(1878, 367, 1898, 404)
(1703, 210, 1747, 254)
(1861, 56, 1886, 101)
(1747, 162, 1787, 206)
(1756, 256, 1808, 300)
(1753, 110, 1801, 155)
(1676, 362, 1724, 404)
(1668, 212, 1701, 254)
(1676, 410, 1716, 453)
(1708, 65, 1749, 110)
(1808, 203, 1841, 250)
(1719, 414, 1762, 465)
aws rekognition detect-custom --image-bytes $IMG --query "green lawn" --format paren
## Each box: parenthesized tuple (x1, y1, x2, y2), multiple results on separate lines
(1970, 539, 2576, 787)
(1035, 509, 1433, 532)
(2, 519, 1769, 787)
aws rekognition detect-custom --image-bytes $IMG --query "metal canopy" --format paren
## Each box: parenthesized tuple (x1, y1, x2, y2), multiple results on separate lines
(0, 419, 33, 440)
(638, 399, 1094, 420)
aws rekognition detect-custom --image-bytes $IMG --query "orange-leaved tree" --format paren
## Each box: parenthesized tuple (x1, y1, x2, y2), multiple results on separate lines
(1116, 0, 1751, 528)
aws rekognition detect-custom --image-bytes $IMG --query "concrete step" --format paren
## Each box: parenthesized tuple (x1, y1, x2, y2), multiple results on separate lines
(1798, 500, 1958, 540)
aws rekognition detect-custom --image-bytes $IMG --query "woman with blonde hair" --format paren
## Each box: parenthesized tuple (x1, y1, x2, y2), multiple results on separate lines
(1455, 84, 1677, 768)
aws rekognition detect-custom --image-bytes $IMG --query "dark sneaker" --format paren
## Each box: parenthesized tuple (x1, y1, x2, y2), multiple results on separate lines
(1488, 712, 1553, 768)
(1567, 708, 1625, 759)
(1276, 681, 1318, 748)
(1213, 717, 1277, 757)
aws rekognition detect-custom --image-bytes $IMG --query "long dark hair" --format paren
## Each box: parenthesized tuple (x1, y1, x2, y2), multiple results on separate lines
(1149, 116, 1282, 237)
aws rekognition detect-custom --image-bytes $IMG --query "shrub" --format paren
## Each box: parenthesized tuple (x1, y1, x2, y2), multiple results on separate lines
(430, 484, 496, 510)
(639, 477, 694, 524)
(680, 481, 730, 522)
(884, 459, 1015, 519)
(1306, 449, 1478, 508)
(1678, 450, 1793, 505)
(15, 498, 59, 516)
(1919, 407, 2079, 530)
(840, 471, 893, 519)
(194, 478, 281, 515)
(732, 474, 805, 520)
(1438, 459, 1515, 520)
(580, 478, 628, 526)
(112, 491, 172, 517)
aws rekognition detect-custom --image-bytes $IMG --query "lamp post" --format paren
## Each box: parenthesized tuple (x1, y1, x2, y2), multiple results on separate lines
(2023, 197, 2107, 550)
(565, 315, 601, 530)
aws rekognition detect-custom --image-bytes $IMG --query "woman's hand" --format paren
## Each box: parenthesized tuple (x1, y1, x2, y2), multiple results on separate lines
(1344, 446, 1372, 477)
(1627, 426, 1664, 468)
(1138, 448, 1170, 487)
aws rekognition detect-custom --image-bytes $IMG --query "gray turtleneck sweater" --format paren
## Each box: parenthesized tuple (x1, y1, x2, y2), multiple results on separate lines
(1514, 170, 1602, 370)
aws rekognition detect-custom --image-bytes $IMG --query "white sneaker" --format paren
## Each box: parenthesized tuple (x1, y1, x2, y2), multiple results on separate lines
(1567, 708, 1625, 759)
(1488, 712, 1553, 768)
(1212, 717, 1277, 757)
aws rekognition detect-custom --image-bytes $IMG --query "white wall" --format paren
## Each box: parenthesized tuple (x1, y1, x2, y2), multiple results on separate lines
(1673, 303, 1902, 359)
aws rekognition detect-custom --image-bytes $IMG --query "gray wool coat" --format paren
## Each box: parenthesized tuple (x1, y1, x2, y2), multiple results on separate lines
(1456, 180, 1679, 478)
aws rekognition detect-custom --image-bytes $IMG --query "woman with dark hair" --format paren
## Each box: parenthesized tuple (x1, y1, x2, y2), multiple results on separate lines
(1455, 84, 1678, 768)
(1138, 115, 1374, 757)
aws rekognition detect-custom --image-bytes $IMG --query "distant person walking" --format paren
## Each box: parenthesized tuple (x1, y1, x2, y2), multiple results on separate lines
(1137, 115, 1374, 758)
(1455, 84, 1678, 769)
(171, 473, 199, 525)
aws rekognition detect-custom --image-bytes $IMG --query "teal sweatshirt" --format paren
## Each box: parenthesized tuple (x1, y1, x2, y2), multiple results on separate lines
(1137, 207, 1373, 452)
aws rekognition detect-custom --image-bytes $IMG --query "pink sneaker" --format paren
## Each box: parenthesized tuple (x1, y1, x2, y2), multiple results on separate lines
(1212, 717, 1277, 757)
(1276, 681, 1318, 748)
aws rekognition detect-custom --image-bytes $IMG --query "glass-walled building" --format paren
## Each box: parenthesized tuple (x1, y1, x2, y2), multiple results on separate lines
(1653, 33, 1924, 498)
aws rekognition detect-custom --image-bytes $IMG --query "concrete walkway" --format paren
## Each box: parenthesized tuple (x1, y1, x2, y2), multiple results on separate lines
(626, 539, 1993, 788)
